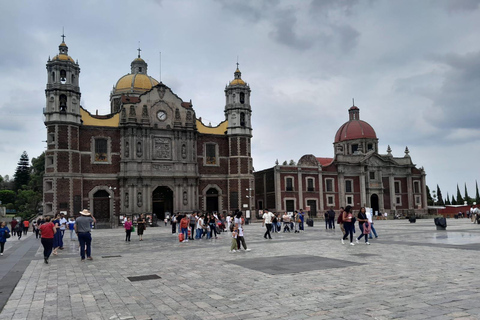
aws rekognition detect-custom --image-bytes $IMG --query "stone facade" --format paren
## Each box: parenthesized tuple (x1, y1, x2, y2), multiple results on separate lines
(255, 106, 427, 217)
(43, 40, 253, 227)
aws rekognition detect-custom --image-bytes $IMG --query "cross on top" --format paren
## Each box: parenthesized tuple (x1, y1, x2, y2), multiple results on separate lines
(61, 31, 66, 43)
(137, 47, 141, 58)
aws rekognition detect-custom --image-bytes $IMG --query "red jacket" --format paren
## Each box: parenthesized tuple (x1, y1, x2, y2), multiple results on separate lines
(180, 217, 189, 229)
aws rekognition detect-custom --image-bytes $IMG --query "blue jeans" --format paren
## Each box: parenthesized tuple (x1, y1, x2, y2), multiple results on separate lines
(299, 218, 304, 231)
(78, 232, 92, 259)
(196, 228, 203, 239)
(369, 224, 378, 238)
(181, 228, 188, 240)
(59, 229, 65, 247)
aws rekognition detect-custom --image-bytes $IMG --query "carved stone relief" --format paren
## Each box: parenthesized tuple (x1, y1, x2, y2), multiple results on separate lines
(182, 144, 187, 159)
(175, 108, 180, 119)
(153, 137, 171, 159)
(157, 86, 166, 99)
(142, 105, 148, 117)
(186, 111, 192, 121)
(152, 164, 173, 171)
(125, 141, 129, 158)
(129, 105, 136, 117)
(125, 192, 129, 208)
(137, 192, 142, 207)
(136, 141, 143, 157)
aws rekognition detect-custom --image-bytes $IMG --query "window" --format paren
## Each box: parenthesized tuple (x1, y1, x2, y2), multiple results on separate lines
(307, 178, 314, 192)
(240, 92, 245, 104)
(396, 195, 402, 205)
(415, 195, 421, 205)
(60, 69, 66, 84)
(325, 179, 334, 192)
(369, 171, 375, 180)
(394, 181, 401, 194)
(286, 200, 295, 212)
(345, 180, 353, 193)
(95, 138, 108, 162)
(59, 94, 67, 112)
(258, 200, 264, 210)
(346, 195, 353, 205)
(45, 181, 53, 191)
(205, 143, 217, 165)
(46, 156, 54, 167)
(414, 181, 420, 193)
(240, 112, 246, 127)
(230, 191, 238, 209)
(327, 196, 335, 206)
(352, 144, 358, 153)
(286, 177, 293, 191)
(51, 72, 55, 82)
(367, 143, 373, 151)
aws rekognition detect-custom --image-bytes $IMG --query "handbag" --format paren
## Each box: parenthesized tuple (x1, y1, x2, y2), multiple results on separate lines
(4, 231, 10, 239)
(131, 225, 135, 232)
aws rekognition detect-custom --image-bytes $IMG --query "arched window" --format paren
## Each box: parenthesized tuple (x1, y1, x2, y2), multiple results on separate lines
(59, 94, 67, 112)
(51, 72, 55, 82)
(240, 92, 245, 104)
(60, 70, 67, 84)
(240, 112, 245, 127)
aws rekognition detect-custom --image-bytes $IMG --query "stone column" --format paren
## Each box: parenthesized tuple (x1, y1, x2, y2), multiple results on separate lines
(275, 166, 282, 211)
(338, 170, 345, 208)
(318, 169, 324, 211)
(389, 174, 395, 214)
(421, 172, 428, 210)
(407, 174, 413, 210)
(297, 169, 303, 210)
(360, 171, 366, 207)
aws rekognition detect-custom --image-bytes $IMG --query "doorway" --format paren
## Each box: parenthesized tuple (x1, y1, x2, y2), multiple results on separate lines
(206, 188, 219, 212)
(93, 190, 110, 224)
(370, 194, 379, 216)
(306, 200, 317, 218)
(152, 186, 173, 220)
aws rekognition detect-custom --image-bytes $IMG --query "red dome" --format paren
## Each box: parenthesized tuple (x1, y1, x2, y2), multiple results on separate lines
(335, 120, 377, 142)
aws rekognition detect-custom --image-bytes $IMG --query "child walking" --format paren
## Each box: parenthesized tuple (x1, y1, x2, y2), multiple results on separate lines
(230, 227, 238, 253)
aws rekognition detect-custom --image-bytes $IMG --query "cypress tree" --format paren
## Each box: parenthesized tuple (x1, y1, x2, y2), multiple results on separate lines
(476, 180, 480, 204)
(451, 195, 457, 205)
(456, 184, 464, 204)
(464, 183, 471, 205)
(445, 193, 451, 205)
(436, 185, 444, 206)
(426, 185, 433, 205)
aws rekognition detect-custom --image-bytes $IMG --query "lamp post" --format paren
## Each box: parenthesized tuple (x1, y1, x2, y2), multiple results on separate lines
(246, 187, 253, 224)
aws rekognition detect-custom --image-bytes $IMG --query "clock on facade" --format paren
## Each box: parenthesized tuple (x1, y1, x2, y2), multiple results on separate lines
(157, 111, 167, 121)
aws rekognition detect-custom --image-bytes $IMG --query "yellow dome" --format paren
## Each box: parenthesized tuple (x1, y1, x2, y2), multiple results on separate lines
(59, 42, 67, 47)
(230, 78, 246, 85)
(52, 54, 75, 62)
(114, 73, 159, 93)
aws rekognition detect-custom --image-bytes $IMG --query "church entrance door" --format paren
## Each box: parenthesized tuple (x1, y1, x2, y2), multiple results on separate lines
(93, 190, 110, 226)
(152, 186, 173, 220)
(370, 194, 379, 216)
(206, 188, 219, 213)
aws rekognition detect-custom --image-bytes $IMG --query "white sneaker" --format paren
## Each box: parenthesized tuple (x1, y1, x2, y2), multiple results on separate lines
(341, 239, 345, 244)
(245, 249, 251, 251)
(366, 242, 370, 245)
(185, 239, 188, 242)
(1, 253, 3, 256)
(350, 243, 355, 246)
(230, 250, 237, 253)
(356, 239, 359, 244)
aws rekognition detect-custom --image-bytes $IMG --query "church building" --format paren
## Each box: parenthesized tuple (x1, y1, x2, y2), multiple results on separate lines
(43, 38, 254, 227)
(254, 105, 428, 216)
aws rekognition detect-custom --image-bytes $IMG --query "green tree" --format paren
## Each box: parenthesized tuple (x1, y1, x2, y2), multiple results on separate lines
(444, 193, 451, 205)
(282, 160, 288, 165)
(15, 188, 41, 220)
(426, 185, 433, 205)
(0, 190, 16, 206)
(437, 185, 444, 206)
(464, 183, 472, 205)
(13, 151, 30, 191)
(456, 184, 464, 204)
(476, 180, 480, 204)
(451, 195, 457, 205)
(289, 160, 296, 166)
(29, 152, 45, 193)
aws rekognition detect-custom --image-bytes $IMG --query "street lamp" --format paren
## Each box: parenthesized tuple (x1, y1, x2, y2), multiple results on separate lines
(246, 187, 253, 223)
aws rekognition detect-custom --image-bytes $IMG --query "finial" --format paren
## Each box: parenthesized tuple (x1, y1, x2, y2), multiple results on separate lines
(404, 146, 410, 156)
(61, 27, 66, 43)
(236, 56, 239, 69)
(275, 159, 279, 165)
(387, 145, 392, 155)
(352, 98, 355, 106)
(137, 42, 141, 58)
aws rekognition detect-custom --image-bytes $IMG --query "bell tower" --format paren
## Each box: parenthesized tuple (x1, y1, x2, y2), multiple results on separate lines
(224, 64, 252, 137)
(43, 34, 82, 216)
(224, 64, 254, 212)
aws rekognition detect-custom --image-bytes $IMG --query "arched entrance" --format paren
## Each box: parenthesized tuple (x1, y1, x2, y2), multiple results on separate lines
(93, 190, 110, 224)
(206, 188, 219, 212)
(370, 194, 379, 216)
(152, 186, 173, 220)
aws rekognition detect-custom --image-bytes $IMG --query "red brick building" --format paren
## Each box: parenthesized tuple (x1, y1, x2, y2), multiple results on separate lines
(255, 106, 428, 216)
(43, 39, 253, 227)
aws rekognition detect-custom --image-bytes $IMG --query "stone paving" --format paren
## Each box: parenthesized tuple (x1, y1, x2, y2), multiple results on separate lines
(1, 218, 480, 320)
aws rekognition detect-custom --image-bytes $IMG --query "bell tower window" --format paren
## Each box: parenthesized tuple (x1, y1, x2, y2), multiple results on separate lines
(51, 72, 55, 82)
(240, 92, 245, 104)
(59, 94, 67, 112)
(240, 112, 245, 127)
(60, 70, 67, 84)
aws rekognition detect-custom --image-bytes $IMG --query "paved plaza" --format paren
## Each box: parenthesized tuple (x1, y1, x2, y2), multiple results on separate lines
(1, 218, 480, 320)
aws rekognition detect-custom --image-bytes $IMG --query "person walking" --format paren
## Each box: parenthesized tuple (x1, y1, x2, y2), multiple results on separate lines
(171, 213, 177, 234)
(32, 220, 39, 239)
(298, 209, 305, 231)
(75, 209, 96, 261)
(207, 214, 218, 239)
(10, 218, 17, 237)
(58, 213, 68, 249)
(52, 214, 61, 255)
(367, 208, 378, 239)
(22, 219, 29, 235)
(189, 213, 197, 240)
(137, 213, 146, 241)
(196, 214, 204, 239)
(262, 209, 275, 239)
(39, 216, 56, 264)
(15, 222, 23, 240)
(235, 211, 250, 251)
(327, 207, 336, 229)
(356, 207, 370, 245)
(180, 214, 190, 242)
(337, 207, 345, 236)
(0, 222, 11, 256)
(282, 212, 291, 232)
(124, 217, 132, 241)
(342, 206, 355, 245)
(67, 217, 76, 240)
(230, 226, 239, 253)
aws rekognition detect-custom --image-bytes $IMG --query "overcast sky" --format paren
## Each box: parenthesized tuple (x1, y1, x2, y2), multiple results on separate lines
(1, 0, 479, 200)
